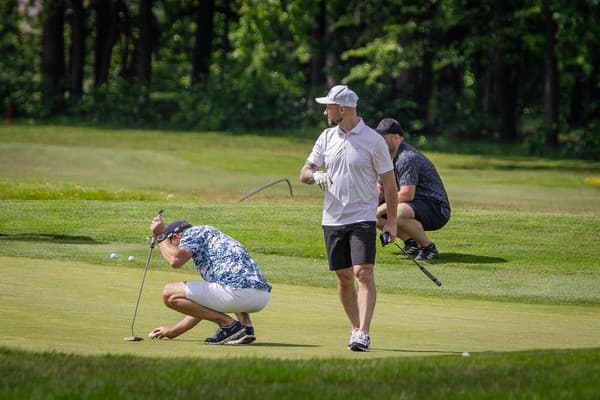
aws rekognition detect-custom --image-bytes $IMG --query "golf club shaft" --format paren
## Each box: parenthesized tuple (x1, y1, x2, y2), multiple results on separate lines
(238, 178, 293, 202)
(393, 242, 442, 286)
(130, 209, 163, 337)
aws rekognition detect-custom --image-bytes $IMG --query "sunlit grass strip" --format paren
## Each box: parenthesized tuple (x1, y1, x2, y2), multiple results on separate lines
(0, 182, 186, 201)
(584, 176, 600, 185)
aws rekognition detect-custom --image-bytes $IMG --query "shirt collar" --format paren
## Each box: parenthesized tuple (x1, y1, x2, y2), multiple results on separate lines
(393, 141, 406, 163)
(338, 118, 365, 136)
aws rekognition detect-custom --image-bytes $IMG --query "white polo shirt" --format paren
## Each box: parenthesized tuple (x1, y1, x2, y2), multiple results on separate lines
(307, 118, 393, 225)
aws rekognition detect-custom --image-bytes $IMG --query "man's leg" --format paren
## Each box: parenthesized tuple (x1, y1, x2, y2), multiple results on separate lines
(341, 264, 374, 352)
(396, 203, 432, 247)
(335, 267, 360, 330)
(354, 264, 376, 334)
(235, 312, 252, 326)
(162, 282, 235, 327)
(230, 312, 256, 344)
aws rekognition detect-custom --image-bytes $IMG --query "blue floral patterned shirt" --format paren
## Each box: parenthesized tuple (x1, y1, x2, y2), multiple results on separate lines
(178, 226, 272, 292)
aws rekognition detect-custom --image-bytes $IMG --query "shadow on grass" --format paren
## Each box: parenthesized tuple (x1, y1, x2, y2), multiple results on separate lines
(0, 232, 104, 244)
(448, 161, 600, 173)
(251, 343, 321, 348)
(373, 347, 465, 355)
(394, 251, 506, 264)
(149, 339, 320, 348)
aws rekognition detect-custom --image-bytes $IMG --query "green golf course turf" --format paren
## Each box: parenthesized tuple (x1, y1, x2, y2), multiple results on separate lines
(0, 124, 599, 398)
(1, 256, 598, 359)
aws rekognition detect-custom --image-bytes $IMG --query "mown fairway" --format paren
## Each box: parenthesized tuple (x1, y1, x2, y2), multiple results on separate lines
(0, 124, 599, 398)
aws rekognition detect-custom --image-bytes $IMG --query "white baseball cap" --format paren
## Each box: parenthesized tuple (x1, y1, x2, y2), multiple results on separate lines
(315, 85, 359, 108)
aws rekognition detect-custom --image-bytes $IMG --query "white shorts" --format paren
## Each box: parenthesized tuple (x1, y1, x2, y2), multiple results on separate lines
(184, 280, 270, 313)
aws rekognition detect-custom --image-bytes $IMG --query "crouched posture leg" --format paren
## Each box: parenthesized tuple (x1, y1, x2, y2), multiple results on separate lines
(149, 282, 237, 339)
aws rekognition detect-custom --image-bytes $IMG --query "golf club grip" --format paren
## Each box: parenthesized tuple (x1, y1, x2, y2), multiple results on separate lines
(150, 210, 164, 248)
(418, 265, 442, 286)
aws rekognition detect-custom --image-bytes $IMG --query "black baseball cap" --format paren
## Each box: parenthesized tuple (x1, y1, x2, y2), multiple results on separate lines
(165, 220, 192, 238)
(375, 118, 404, 136)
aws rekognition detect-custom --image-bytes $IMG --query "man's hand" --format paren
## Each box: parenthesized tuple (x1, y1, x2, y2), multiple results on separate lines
(148, 326, 172, 339)
(313, 171, 333, 190)
(150, 215, 166, 236)
(382, 223, 397, 243)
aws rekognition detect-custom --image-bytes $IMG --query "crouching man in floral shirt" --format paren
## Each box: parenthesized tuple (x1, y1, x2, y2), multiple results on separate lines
(148, 216, 272, 345)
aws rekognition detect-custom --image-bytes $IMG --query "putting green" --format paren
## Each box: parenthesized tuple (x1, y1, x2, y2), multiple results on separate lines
(1, 256, 598, 359)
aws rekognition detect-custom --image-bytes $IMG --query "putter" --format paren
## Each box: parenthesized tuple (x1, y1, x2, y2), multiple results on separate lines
(124, 209, 163, 342)
(380, 232, 442, 287)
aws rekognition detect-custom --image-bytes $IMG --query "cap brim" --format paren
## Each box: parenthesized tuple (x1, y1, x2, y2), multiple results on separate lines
(315, 97, 335, 104)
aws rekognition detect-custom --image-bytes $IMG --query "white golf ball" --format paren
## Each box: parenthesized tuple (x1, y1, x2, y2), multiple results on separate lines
(110, 253, 118, 259)
(128, 256, 135, 262)
(148, 331, 156, 339)
(462, 352, 470, 357)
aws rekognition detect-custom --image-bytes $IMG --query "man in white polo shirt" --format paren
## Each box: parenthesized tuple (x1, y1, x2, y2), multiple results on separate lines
(299, 85, 398, 352)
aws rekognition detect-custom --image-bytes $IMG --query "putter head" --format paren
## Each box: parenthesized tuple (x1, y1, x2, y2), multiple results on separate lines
(123, 336, 144, 342)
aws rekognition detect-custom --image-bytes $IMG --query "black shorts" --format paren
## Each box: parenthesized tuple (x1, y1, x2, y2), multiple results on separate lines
(408, 199, 451, 231)
(322, 221, 377, 271)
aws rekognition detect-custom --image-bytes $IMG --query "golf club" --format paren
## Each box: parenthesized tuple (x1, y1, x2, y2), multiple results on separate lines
(238, 178, 293, 202)
(124, 209, 163, 342)
(380, 232, 442, 287)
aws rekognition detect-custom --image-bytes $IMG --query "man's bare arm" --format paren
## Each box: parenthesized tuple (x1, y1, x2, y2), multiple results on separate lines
(380, 170, 398, 240)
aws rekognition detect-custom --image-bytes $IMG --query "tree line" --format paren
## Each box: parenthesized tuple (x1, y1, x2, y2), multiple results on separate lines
(1, 0, 598, 158)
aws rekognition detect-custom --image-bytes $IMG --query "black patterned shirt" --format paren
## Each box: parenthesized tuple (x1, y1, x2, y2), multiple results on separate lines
(392, 141, 450, 210)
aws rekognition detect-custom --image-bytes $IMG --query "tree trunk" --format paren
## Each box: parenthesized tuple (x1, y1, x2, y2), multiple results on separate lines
(488, 51, 518, 141)
(93, 0, 119, 87)
(119, 4, 134, 79)
(218, 0, 236, 55)
(41, 1, 66, 113)
(309, 0, 326, 90)
(415, 1, 439, 129)
(136, 0, 153, 83)
(191, 0, 215, 85)
(69, 0, 85, 105)
(324, 1, 346, 87)
(542, 0, 559, 146)
(417, 40, 433, 125)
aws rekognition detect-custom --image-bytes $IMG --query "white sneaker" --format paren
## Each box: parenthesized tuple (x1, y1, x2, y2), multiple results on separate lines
(347, 328, 359, 349)
(348, 329, 371, 352)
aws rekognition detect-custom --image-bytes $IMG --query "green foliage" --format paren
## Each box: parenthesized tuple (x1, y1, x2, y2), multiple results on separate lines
(0, 1, 39, 116)
(2, 0, 599, 159)
(76, 78, 159, 126)
(557, 122, 600, 160)
(175, 67, 307, 131)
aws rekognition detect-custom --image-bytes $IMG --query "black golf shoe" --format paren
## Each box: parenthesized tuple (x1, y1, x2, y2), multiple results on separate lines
(403, 239, 421, 257)
(227, 325, 256, 345)
(415, 243, 439, 261)
(204, 321, 245, 345)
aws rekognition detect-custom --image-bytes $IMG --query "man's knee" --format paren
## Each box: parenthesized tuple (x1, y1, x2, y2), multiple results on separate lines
(354, 265, 374, 283)
(336, 268, 355, 288)
(162, 282, 185, 306)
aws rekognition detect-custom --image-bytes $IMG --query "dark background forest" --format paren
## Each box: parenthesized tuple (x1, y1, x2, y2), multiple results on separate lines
(1, 0, 598, 159)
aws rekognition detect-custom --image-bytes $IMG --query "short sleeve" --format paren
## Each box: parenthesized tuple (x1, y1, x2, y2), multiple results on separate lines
(306, 129, 330, 167)
(372, 135, 394, 175)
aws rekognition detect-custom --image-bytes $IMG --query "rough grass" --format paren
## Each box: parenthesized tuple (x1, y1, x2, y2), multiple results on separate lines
(2, 346, 599, 400)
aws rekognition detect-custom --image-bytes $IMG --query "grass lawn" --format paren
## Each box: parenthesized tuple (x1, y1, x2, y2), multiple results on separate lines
(0, 123, 599, 399)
